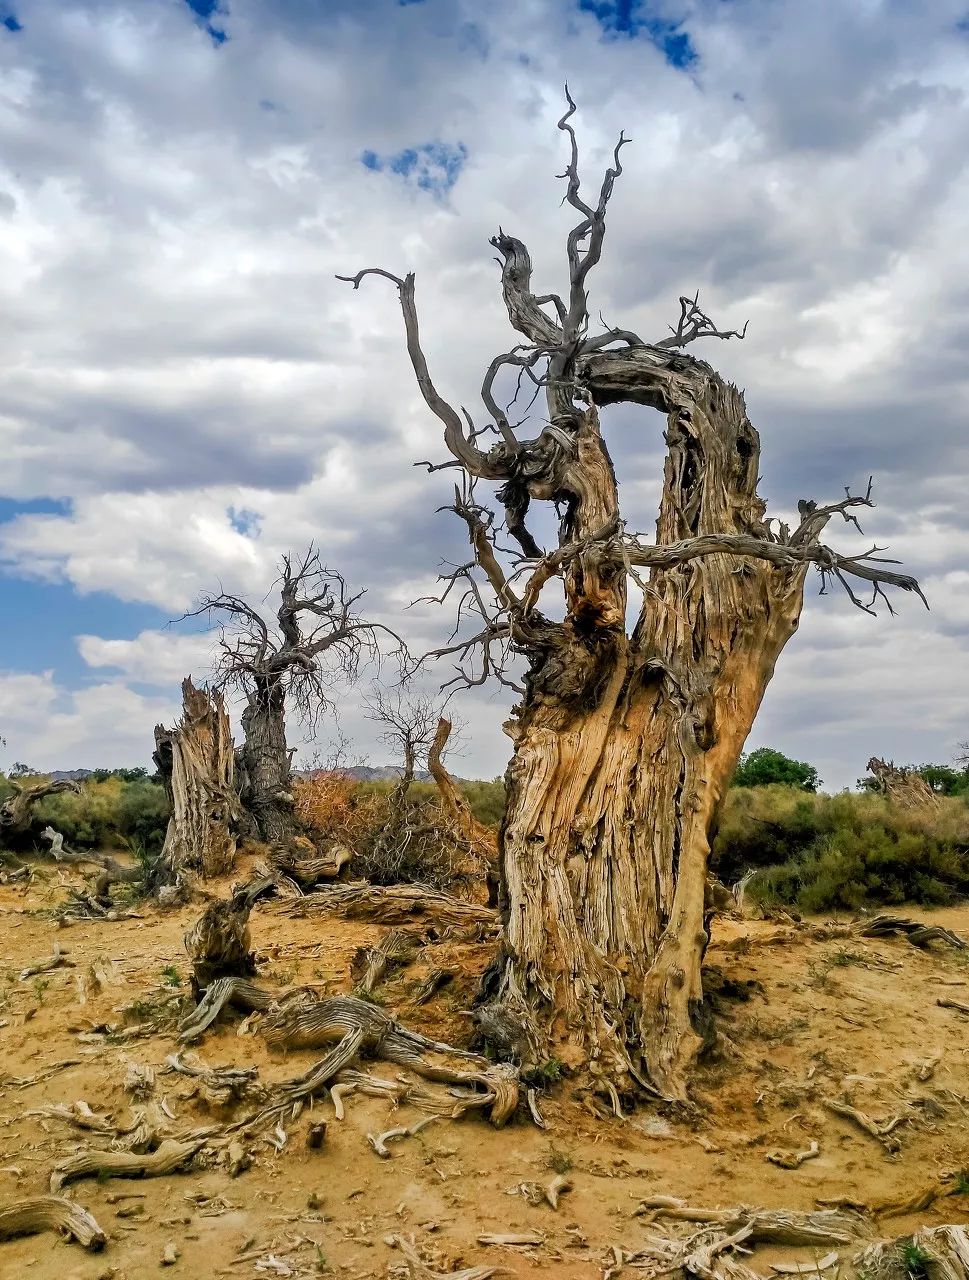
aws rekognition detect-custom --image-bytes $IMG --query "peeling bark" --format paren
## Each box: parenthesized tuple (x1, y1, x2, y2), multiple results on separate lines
(152, 678, 238, 885)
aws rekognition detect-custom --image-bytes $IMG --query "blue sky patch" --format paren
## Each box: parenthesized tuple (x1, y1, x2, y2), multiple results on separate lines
(578, 0, 697, 68)
(183, 0, 227, 45)
(360, 141, 468, 195)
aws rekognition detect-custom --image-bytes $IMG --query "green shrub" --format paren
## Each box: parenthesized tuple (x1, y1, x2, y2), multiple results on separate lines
(33, 776, 169, 855)
(713, 785, 969, 911)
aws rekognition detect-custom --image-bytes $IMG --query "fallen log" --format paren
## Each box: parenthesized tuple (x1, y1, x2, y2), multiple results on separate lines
(0, 1195, 106, 1252)
(278, 881, 498, 929)
(50, 1136, 206, 1191)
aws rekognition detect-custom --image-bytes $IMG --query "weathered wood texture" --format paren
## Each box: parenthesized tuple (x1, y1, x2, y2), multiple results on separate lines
(342, 98, 920, 1102)
(153, 677, 238, 882)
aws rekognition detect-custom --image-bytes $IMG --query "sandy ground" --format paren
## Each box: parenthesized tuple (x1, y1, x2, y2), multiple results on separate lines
(0, 861, 967, 1278)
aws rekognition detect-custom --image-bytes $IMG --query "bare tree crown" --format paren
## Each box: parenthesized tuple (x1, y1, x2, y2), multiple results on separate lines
(340, 93, 925, 692)
(186, 545, 403, 728)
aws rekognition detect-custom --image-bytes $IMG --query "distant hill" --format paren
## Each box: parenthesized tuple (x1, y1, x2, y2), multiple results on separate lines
(298, 764, 436, 783)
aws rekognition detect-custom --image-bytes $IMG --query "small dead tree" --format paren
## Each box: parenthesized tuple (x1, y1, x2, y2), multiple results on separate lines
(152, 678, 239, 887)
(866, 757, 941, 811)
(187, 546, 399, 846)
(362, 689, 451, 883)
(0, 777, 80, 838)
(342, 94, 924, 1102)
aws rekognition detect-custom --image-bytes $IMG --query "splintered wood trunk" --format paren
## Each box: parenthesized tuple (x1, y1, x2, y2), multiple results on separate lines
(493, 377, 808, 1101)
(154, 678, 238, 882)
(239, 676, 295, 845)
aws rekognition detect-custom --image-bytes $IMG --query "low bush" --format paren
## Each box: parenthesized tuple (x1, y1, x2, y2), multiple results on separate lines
(713, 785, 969, 911)
(23, 774, 170, 855)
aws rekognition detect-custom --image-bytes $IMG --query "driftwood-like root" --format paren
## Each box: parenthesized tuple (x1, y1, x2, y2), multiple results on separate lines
(824, 1099, 905, 1152)
(50, 1137, 206, 1192)
(766, 1140, 820, 1170)
(178, 976, 280, 1041)
(859, 914, 966, 950)
(389, 1233, 509, 1280)
(279, 881, 498, 930)
(0, 1196, 107, 1251)
(19, 943, 74, 980)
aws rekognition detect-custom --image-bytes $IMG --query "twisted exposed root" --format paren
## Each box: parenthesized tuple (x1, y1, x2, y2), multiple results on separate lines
(858, 914, 966, 950)
(634, 1198, 863, 1247)
(389, 1233, 510, 1279)
(178, 976, 281, 1041)
(823, 1099, 905, 1152)
(270, 839, 351, 887)
(50, 1136, 206, 1192)
(0, 1196, 106, 1251)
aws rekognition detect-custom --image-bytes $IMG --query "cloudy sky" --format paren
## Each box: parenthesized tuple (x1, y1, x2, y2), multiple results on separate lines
(1, 0, 968, 789)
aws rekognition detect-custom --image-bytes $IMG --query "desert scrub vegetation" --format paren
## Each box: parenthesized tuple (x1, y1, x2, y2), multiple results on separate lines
(1, 769, 169, 857)
(713, 784, 969, 911)
(293, 772, 504, 890)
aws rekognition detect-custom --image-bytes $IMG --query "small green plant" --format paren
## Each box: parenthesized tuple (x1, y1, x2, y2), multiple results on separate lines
(899, 1239, 932, 1278)
(160, 965, 182, 988)
(953, 1168, 969, 1194)
(352, 986, 386, 1006)
(32, 977, 50, 1005)
(547, 1148, 573, 1175)
(523, 1057, 565, 1089)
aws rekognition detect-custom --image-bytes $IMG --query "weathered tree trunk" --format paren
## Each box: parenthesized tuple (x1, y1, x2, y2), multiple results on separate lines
(238, 676, 295, 845)
(492, 383, 807, 1103)
(866, 757, 941, 810)
(153, 678, 238, 885)
(343, 99, 921, 1106)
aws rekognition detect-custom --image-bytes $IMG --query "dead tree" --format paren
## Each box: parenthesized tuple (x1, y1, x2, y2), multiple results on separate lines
(187, 546, 398, 845)
(0, 777, 80, 838)
(152, 678, 239, 887)
(341, 93, 924, 1102)
(866, 757, 941, 810)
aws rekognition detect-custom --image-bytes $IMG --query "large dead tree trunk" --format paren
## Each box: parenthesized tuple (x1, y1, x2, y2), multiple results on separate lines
(343, 95, 922, 1103)
(238, 675, 294, 845)
(153, 678, 238, 884)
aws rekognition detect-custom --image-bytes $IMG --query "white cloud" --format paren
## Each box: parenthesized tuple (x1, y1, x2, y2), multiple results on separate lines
(0, 0, 967, 783)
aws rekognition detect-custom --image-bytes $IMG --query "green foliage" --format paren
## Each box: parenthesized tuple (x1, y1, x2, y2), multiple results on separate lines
(523, 1057, 565, 1089)
(31, 775, 169, 855)
(546, 1147, 573, 1175)
(899, 1239, 932, 1278)
(714, 785, 969, 912)
(732, 747, 820, 792)
(459, 777, 506, 827)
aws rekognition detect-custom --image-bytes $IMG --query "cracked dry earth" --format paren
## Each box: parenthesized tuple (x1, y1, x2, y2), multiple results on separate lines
(0, 861, 967, 1279)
